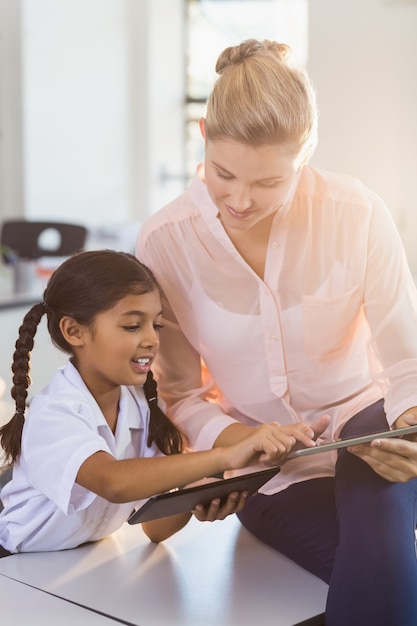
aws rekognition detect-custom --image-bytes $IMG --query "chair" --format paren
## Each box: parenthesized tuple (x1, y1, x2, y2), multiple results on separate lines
(0, 465, 12, 513)
(0, 220, 88, 263)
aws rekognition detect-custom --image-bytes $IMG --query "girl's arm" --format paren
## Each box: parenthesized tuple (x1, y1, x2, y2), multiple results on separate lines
(142, 512, 192, 542)
(76, 421, 316, 503)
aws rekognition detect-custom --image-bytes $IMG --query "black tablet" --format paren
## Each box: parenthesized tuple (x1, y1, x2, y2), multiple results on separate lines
(287, 424, 417, 459)
(127, 465, 281, 524)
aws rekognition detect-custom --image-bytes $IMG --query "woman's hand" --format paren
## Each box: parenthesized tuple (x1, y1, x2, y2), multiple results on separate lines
(348, 410, 417, 483)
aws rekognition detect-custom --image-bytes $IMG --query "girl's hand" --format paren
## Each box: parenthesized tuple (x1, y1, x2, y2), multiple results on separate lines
(143, 491, 250, 542)
(225, 421, 317, 470)
(349, 411, 417, 483)
(193, 490, 249, 522)
(309, 413, 332, 441)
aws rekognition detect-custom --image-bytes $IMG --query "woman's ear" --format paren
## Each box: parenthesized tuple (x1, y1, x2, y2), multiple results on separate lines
(59, 316, 86, 347)
(199, 117, 206, 140)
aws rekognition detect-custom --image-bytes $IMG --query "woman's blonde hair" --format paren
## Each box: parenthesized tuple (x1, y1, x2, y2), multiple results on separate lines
(205, 39, 318, 163)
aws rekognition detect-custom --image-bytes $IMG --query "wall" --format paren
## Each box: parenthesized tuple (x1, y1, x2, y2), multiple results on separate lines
(125, 0, 186, 224)
(0, 0, 185, 227)
(0, 305, 66, 402)
(1, 0, 416, 265)
(308, 0, 417, 274)
(0, 0, 24, 220)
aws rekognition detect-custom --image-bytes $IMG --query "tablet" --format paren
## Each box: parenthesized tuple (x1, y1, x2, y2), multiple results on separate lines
(287, 424, 417, 459)
(127, 465, 281, 524)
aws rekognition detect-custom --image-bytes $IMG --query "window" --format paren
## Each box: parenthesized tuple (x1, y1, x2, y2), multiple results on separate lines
(184, 0, 309, 178)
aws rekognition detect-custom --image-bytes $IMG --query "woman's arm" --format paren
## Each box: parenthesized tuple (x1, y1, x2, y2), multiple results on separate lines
(364, 198, 417, 425)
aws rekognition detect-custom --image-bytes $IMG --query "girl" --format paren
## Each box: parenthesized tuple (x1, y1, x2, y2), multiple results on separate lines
(137, 39, 417, 625)
(0, 249, 314, 555)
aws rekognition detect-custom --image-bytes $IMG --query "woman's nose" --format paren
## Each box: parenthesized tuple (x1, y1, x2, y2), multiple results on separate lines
(229, 186, 252, 211)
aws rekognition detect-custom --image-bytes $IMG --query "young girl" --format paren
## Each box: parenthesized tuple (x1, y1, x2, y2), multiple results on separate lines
(0, 249, 315, 555)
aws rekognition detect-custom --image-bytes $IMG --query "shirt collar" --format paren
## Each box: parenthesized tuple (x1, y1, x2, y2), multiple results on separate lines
(61, 361, 148, 432)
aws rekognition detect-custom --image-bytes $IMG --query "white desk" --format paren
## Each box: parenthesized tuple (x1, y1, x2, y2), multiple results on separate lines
(0, 515, 327, 626)
(0, 574, 120, 624)
(0, 373, 327, 624)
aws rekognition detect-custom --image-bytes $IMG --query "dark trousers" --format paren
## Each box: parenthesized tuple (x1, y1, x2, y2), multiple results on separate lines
(237, 400, 417, 626)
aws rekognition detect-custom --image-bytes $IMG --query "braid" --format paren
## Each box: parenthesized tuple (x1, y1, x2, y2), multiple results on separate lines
(0, 302, 46, 463)
(143, 370, 184, 455)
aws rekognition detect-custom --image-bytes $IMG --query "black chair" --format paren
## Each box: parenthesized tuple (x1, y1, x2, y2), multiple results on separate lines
(0, 465, 12, 513)
(0, 220, 88, 263)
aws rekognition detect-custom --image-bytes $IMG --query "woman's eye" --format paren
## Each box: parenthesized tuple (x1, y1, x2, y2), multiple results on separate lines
(258, 180, 279, 188)
(216, 171, 233, 180)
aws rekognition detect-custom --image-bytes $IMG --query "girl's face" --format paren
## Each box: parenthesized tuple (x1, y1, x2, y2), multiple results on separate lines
(203, 136, 300, 234)
(75, 290, 163, 397)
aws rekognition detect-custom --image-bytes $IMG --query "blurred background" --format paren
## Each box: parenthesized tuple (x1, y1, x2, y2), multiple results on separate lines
(0, 0, 416, 399)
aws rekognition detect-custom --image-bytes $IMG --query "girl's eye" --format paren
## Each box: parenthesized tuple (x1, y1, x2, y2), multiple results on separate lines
(123, 325, 140, 332)
(154, 323, 165, 332)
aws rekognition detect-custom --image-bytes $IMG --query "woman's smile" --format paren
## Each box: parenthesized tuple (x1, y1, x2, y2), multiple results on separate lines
(224, 204, 255, 219)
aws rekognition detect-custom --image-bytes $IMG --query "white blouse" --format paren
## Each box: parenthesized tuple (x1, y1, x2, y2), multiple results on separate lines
(0, 361, 159, 552)
(137, 164, 417, 494)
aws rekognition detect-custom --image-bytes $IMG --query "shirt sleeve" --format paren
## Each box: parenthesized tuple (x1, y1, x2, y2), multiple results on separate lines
(152, 293, 238, 449)
(137, 227, 238, 450)
(364, 194, 417, 424)
(23, 394, 113, 513)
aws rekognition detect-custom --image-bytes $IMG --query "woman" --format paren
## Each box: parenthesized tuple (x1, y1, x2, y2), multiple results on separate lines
(137, 39, 417, 625)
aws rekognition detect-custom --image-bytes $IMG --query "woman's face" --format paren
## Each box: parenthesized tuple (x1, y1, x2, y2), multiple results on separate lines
(203, 136, 300, 234)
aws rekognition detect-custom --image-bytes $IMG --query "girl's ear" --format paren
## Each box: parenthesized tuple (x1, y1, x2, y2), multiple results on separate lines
(199, 117, 206, 140)
(59, 316, 86, 347)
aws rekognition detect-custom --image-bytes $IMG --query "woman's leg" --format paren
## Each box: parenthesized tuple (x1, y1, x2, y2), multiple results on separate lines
(237, 477, 338, 583)
(238, 400, 417, 624)
(326, 400, 417, 626)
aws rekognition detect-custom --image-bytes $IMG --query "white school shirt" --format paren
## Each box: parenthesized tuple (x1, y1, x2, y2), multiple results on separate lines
(0, 361, 160, 553)
(137, 164, 417, 494)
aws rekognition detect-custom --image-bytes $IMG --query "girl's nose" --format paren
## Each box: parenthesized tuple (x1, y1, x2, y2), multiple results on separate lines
(141, 327, 160, 348)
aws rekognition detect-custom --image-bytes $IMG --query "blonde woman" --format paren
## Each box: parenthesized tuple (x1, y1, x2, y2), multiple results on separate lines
(137, 40, 417, 625)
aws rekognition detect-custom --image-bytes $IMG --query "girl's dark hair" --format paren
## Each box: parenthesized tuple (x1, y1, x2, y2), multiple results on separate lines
(0, 249, 183, 463)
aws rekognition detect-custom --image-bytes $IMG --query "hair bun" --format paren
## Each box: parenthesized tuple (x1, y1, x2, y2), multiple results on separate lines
(215, 38, 291, 74)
